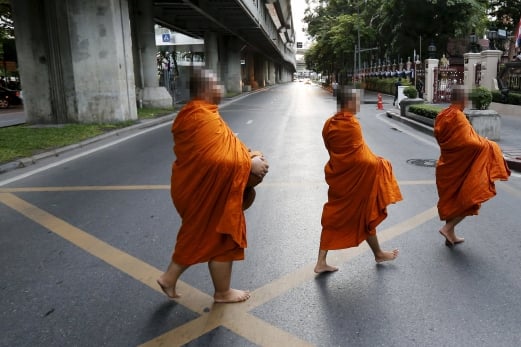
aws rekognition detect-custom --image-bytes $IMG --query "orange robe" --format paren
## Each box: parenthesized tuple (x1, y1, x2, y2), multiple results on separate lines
(320, 111, 403, 250)
(434, 104, 510, 221)
(170, 99, 251, 265)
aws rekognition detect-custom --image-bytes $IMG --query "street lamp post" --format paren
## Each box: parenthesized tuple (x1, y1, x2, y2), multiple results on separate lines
(357, 1, 361, 81)
(469, 34, 477, 53)
(414, 55, 421, 91)
(487, 30, 498, 50)
(428, 41, 437, 58)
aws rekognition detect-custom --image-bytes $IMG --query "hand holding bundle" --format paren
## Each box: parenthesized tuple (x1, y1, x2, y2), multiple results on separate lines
(243, 150, 269, 210)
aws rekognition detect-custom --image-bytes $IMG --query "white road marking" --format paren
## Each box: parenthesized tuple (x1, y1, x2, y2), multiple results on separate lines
(376, 113, 438, 148)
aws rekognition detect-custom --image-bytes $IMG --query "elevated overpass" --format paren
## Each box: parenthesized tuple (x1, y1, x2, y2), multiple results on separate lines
(11, 0, 296, 124)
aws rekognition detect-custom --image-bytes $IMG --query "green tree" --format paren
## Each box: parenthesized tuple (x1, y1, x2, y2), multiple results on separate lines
(374, 0, 488, 59)
(303, 0, 378, 83)
(303, 0, 489, 79)
(0, 0, 14, 39)
(488, 0, 521, 56)
(488, 0, 521, 33)
(0, 0, 14, 77)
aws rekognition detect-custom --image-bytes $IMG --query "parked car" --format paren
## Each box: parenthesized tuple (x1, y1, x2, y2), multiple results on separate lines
(0, 89, 11, 108)
(0, 86, 23, 107)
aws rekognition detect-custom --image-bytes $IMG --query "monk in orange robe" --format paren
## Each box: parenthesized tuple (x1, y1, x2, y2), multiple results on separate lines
(315, 87, 403, 273)
(435, 86, 510, 246)
(157, 68, 269, 303)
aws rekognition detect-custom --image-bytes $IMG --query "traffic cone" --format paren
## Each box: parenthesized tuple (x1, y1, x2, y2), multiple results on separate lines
(377, 93, 383, 110)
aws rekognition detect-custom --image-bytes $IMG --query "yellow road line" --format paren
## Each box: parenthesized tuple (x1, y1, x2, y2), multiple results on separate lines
(144, 205, 439, 346)
(0, 193, 212, 315)
(0, 189, 439, 347)
(141, 303, 314, 347)
(0, 185, 169, 193)
(0, 180, 435, 193)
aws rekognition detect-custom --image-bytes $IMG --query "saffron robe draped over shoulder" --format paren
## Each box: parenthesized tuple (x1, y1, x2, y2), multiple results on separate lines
(320, 111, 403, 250)
(434, 105, 510, 221)
(170, 99, 251, 265)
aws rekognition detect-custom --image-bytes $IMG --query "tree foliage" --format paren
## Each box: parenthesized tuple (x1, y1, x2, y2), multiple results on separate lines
(488, 0, 521, 51)
(489, 0, 521, 32)
(303, 0, 495, 79)
(0, 0, 14, 40)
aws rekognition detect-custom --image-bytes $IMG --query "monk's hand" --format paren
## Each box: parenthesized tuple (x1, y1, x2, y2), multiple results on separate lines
(251, 155, 269, 178)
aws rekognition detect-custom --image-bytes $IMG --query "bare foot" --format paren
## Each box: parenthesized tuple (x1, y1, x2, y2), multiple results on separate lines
(375, 249, 399, 263)
(214, 288, 250, 303)
(156, 278, 180, 299)
(314, 263, 339, 273)
(439, 229, 464, 247)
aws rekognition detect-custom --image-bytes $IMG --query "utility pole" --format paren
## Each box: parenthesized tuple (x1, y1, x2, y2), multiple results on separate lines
(357, 1, 361, 80)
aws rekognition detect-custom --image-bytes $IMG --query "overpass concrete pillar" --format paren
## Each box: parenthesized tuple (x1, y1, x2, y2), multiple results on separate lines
(205, 32, 219, 74)
(245, 50, 257, 90)
(130, 0, 172, 108)
(12, 0, 137, 124)
(267, 61, 276, 85)
(254, 55, 266, 88)
(262, 59, 270, 86)
(222, 36, 242, 95)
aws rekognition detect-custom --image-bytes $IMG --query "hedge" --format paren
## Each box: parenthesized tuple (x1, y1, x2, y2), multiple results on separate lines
(408, 104, 444, 119)
(403, 86, 418, 98)
(491, 90, 521, 105)
(469, 86, 492, 110)
(363, 77, 411, 95)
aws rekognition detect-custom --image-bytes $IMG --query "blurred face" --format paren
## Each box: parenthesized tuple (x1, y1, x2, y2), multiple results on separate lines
(452, 87, 468, 109)
(202, 70, 224, 104)
(348, 89, 360, 113)
(339, 88, 360, 113)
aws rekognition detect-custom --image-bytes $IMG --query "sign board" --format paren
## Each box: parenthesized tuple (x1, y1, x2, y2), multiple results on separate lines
(162, 34, 171, 42)
(297, 42, 302, 48)
(397, 86, 407, 106)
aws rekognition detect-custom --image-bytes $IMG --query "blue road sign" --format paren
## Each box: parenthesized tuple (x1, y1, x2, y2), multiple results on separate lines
(162, 34, 171, 42)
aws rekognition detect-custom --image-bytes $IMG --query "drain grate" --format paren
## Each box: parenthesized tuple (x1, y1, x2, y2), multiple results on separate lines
(406, 159, 437, 167)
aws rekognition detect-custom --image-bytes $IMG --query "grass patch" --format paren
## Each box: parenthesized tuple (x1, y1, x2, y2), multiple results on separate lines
(137, 107, 174, 119)
(0, 108, 174, 165)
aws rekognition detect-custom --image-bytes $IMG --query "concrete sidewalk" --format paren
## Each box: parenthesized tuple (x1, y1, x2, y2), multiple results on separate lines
(384, 102, 521, 172)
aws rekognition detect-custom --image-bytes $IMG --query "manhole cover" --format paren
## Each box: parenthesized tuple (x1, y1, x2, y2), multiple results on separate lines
(406, 159, 437, 167)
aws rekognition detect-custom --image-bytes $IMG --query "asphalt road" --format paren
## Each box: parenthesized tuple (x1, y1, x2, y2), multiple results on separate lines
(1, 83, 521, 347)
(0, 105, 25, 127)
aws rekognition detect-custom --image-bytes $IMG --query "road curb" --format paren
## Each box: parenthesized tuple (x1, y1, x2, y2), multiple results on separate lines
(0, 113, 176, 175)
(0, 86, 273, 175)
(505, 156, 521, 172)
(386, 110, 521, 173)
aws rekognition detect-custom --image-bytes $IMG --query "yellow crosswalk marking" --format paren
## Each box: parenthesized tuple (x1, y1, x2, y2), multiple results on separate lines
(0, 181, 439, 346)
